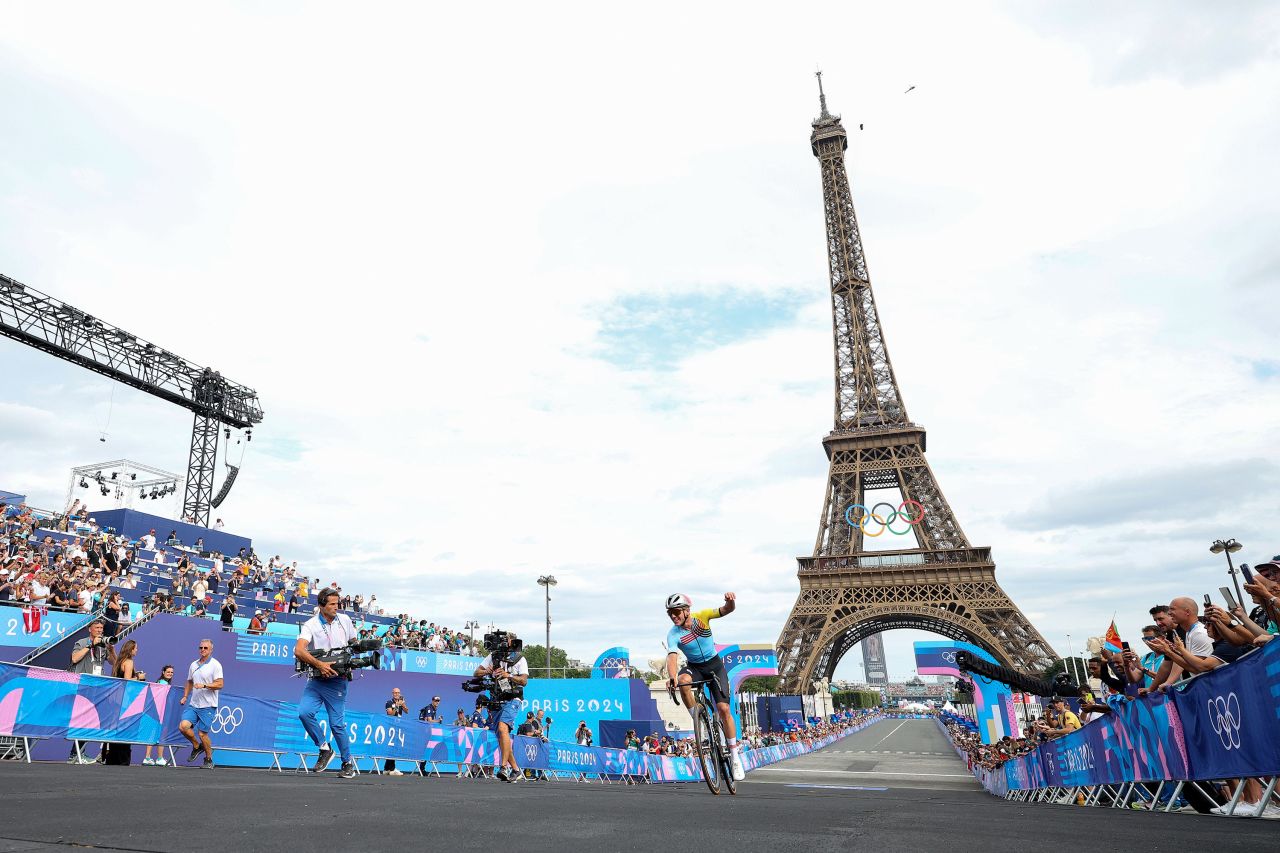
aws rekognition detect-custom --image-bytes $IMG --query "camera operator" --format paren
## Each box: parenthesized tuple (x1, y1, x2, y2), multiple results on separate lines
(294, 587, 358, 779)
(473, 632, 529, 783)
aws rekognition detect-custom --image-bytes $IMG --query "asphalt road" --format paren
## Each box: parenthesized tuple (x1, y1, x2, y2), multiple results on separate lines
(0, 721, 1271, 852)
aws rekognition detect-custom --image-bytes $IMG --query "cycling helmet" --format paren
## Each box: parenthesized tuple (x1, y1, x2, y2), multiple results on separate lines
(665, 593, 691, 611)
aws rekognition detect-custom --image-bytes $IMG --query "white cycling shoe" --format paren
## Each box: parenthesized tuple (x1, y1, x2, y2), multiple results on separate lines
(730, 749, 745, 782)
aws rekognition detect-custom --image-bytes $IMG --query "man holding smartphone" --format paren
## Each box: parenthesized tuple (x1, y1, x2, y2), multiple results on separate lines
(1143, 597, 1214, 691)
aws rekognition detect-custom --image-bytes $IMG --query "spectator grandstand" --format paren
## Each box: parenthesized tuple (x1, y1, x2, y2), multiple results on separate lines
(1, 494, 480, 657)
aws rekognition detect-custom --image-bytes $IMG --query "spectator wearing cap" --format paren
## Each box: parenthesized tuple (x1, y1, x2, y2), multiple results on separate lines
(248, 610, 267, 635)
(1035, 698, 1080, 739)
(1244, 560, 1280, 635)
(419, 696, 442, 724)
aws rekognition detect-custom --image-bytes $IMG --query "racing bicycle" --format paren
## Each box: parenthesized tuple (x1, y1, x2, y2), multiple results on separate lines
(667, 677, 737, 795)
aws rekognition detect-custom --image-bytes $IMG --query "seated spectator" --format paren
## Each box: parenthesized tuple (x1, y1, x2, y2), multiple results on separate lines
(247, 610, 267, 635)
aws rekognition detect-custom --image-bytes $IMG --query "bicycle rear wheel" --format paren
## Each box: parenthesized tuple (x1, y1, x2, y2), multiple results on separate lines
(692, 702, 721, 795)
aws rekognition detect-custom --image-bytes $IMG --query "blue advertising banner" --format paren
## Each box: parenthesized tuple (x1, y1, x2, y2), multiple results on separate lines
(0, 658, 882, 781)
(379, 647, 484, 676)
(0, 607, 94, 649)
(1171, 640, 1280, 780)
(522, 678, 631, 737)
(0, 664, 185, 744)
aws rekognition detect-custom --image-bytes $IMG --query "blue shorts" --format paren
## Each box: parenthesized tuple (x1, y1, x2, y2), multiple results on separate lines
(182, 705, 216, 733)
(489, 699, 523, 733)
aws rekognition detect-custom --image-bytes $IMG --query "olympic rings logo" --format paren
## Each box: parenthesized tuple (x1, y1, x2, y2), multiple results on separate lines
(524, 742, 540, 762)
(211, 706, 244, 735)
(844, 500, 927, 536)
(1207, 693, 1241, 750)
(939, 651, 957, 664)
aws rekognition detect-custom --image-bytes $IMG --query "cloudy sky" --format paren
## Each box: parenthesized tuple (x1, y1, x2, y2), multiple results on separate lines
(2, 2, 1278, 680)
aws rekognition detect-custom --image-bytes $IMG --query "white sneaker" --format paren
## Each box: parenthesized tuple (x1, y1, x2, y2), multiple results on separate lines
(388, 769, 404, 776)
(729, 748, 745, 782)
(155, 758, 168, 767)
(143, 758, 155, 766)
(1259, 804, 1280, 820)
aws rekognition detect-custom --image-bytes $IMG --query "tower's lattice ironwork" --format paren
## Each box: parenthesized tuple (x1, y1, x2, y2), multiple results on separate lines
(776, 77, 1056, 690)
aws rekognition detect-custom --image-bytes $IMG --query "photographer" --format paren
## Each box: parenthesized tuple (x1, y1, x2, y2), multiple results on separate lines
(294, 588, 358, 779)
(384, 687, 408, 775)
(473, 631, 529, 783)
(67, 619, 113, 764)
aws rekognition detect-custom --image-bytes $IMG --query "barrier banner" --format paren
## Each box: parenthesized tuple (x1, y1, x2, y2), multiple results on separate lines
(1171, 640, 1280, 780)
(646, 753, 702, 782)
(988, 641, 1280, 791)
(0, 664, 185, 745)
(0, 659, 881, 780)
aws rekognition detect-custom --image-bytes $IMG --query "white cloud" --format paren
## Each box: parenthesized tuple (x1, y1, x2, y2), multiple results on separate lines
(1, 1, 1278, 681)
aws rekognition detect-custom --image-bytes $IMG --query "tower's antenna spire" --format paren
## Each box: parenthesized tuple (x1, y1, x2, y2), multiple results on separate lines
(815, 69, 831, 119)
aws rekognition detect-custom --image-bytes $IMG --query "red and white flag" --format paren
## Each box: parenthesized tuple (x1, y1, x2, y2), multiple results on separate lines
(22, 605, 47, 634)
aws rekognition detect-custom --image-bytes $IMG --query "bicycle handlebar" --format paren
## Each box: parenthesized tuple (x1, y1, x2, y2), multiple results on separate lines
(666, 677, 715, 705)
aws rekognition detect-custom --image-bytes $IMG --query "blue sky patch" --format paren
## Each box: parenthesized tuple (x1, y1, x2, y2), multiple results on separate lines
(593, 289, 810, 370)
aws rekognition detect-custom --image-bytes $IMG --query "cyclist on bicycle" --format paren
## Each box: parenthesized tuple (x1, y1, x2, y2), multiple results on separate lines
(664, 592, 744, 781)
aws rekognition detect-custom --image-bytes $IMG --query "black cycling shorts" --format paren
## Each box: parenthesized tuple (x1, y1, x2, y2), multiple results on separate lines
(679, 656, 730, 706)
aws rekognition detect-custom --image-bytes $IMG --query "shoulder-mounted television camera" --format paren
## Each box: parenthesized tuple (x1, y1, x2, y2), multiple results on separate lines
(461, 630, 524, 708)
(296, 637, 383, 681)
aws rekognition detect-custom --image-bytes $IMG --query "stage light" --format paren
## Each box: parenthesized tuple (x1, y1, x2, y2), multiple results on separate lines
(79, 478, 88, 488)
(110, 472, 118, 480)
(130, 473, 136, 481)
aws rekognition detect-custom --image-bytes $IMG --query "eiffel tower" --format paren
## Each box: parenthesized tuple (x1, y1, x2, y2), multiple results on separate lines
(775, 76, 1056, 691)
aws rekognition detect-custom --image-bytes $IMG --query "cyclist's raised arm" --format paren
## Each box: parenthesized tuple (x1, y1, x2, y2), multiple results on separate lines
(719, 592, 736, 616)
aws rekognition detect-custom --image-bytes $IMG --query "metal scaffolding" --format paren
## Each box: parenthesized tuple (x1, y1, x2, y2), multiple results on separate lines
(0, 273, 264, 527)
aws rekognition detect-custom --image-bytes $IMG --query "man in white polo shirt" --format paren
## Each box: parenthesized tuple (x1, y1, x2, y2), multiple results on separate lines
(179, 638, 224, 769)
(1145, 596, 1215, 691)
(294, 587, 358, 779)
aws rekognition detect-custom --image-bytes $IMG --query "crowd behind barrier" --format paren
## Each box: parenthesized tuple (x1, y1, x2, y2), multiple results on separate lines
(932, 554, 1280, 819)
(0, 659, 882, 781)
(937, 637, 1280, 818)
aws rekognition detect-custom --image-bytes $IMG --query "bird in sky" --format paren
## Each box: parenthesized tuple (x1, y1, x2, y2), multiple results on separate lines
(904, 85, 916, 93)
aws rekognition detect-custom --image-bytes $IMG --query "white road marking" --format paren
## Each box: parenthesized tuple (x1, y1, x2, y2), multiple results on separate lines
(761, 768, 977, 778)
(868, 720, 907, 748)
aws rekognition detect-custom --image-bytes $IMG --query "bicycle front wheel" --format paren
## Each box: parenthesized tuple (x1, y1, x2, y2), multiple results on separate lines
(692, 703, 721, 795)
(716, 722, 737, 795)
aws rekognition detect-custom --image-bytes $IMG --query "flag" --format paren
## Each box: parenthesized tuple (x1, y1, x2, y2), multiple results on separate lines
(1103, 620, 1123, 654)
(22, 605, 46, 634)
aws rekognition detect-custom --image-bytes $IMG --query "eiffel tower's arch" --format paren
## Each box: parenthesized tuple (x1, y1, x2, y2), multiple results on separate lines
(780, 595, 1025, 690)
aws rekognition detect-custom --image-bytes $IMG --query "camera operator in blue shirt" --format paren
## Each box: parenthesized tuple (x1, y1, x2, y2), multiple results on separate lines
(294, 588, 358, 779)
(472, 631, 529, 783)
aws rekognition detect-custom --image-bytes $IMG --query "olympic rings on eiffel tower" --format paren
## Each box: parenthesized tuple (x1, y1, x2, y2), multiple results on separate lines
(844, 500, 926, 536)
